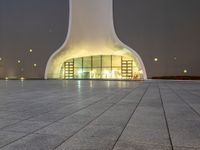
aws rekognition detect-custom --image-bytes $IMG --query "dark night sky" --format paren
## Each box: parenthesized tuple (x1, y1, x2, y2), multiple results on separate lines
(0, 0, 200, 78)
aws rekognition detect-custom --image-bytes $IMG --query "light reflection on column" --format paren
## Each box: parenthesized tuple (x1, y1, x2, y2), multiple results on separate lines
(20, 77, 24, 88)
(62, 80, 67, 88)
(5, 79, 8, 88)
(77, 80, 81, 94)
(89, 80, 93, 88)
(107, 81, 110, 88)
(117, 81, 122, 88)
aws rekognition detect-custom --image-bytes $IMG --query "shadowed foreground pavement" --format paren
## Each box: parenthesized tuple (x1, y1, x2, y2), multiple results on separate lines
(0, 80, 200, 150)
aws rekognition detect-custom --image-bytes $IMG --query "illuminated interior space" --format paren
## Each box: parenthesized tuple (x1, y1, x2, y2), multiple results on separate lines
(61, 55, 143, 80)
(45, 0, 147, 80)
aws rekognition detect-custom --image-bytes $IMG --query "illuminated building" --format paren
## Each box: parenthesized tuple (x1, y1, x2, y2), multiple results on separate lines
(45, 0, 147, 80)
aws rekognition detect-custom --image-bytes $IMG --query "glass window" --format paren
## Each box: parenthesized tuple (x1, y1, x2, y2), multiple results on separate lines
(63, 55, 136, 80)
(102, 68, 112, 79)
(91, 68, 101, 79)
(74, 68, 82, 79)
(74, 58, 82, 68)
(102, 55, 111, 67)
(111, 67, 121, 79)
(93, 56, 101, 67)
(83, 56, 91, 68)
(82, 68, 91, 78)
(112, 56, 121, 67)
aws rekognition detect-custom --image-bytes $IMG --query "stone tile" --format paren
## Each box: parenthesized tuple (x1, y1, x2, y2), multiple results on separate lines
(160, 86, 200, 148)
(128, 114, 168, 130)
(3, 120, 50, 133)
(28, 113, 67, 122)
(58, 113, 95, 125)
(0, 112, 33, 120)
(0, 80, 200, 149)
(0, 119, 20, 129)
(0, 131, 26, 148)
(168, 120, 200, 148)
(52, 101, 97, 114)
(113, 142, 172, 150)
(1, 133, 65, 150)
(118, 125, 171, 146)
(92, 114, 129, 127)
(174, 146, 200, 150)
(36, 122, 83, 137)
(55, 125, 123, 150)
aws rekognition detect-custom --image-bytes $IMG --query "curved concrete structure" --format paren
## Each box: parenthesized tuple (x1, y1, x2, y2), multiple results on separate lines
(45, 0, 147, 80)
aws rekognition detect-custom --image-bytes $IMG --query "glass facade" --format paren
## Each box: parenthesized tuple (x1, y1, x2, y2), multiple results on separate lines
(62, 55, 141, 80)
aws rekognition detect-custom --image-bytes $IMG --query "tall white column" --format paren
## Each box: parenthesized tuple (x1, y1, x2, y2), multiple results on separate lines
(45, 0, 147, 79)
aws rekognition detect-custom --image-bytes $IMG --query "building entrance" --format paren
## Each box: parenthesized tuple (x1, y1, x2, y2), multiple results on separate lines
(63, 55, 141, 80)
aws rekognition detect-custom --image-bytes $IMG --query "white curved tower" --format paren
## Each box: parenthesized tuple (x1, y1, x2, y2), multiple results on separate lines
(45, 0, 147, 80)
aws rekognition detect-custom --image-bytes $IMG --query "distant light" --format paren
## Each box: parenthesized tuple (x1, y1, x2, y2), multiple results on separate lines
(33, 63, 37, 67)
(183, 69, 188, 74)
(17, 60, 21, 64)
(29, 49, 33, 53)
(154, 58, 158, 62)
(0, 57, 2, 61)
(174, 57, 177, 60)
(5, 77, 8, 80)
(20, 77, 24, 81)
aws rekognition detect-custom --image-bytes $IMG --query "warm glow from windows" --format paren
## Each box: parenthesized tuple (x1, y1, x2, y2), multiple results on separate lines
(62, 55, 141, 80)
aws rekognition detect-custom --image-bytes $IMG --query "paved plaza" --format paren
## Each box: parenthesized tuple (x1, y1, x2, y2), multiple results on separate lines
(0, 80, 200, 150)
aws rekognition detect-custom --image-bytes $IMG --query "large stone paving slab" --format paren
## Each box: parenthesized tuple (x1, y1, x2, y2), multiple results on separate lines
(0, 80, 200, 150)
(0, 131, 26, 148)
